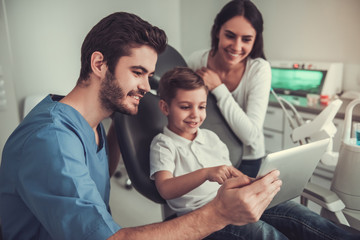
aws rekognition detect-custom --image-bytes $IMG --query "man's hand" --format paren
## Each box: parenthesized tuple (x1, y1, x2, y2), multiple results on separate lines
(211, 170, 282, 226)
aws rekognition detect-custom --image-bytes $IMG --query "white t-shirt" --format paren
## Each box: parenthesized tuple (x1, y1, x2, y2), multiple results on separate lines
(187, 49, 271, 159)
(150, 127, 232, 216)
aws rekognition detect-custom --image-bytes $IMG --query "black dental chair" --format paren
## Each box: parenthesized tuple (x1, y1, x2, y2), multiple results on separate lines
(113, 45, 243, 219)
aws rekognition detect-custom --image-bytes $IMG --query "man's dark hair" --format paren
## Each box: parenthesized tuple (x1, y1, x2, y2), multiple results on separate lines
(78, 12, 167, 84)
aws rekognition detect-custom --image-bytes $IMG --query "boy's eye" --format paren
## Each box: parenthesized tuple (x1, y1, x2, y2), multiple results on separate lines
(180, 106, 190, 110)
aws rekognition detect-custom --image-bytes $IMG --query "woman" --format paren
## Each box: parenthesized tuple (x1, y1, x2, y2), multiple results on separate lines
(188, 1, 360, 239)
(187, 0, 270, 178)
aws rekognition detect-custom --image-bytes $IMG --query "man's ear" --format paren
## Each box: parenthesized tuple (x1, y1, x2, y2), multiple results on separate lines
(159, 99, 169, 116)
(91, 51, 106, 78)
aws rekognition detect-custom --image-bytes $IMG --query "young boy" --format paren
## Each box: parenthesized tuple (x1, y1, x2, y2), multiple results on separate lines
(149, 67, 360, 240)
(149, 67, 288, 239)
(149, 67, 249, 216)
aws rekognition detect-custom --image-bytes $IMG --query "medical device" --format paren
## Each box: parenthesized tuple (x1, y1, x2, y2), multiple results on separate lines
(270, 88, 341, 165)
(271, 89, 360, 231)
(271, 60, 343, 98)
(330, 99, 360, 230)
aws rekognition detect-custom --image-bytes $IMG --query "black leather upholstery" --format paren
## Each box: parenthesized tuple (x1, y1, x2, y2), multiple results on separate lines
(149, 45, 187, 90)
(114, 93, 167, 203)
(202, 94, 243, 167)
(113, 45, 243, 204)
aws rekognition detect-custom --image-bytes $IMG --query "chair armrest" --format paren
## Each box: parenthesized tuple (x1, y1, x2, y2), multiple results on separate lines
(302, 182, 346, 212)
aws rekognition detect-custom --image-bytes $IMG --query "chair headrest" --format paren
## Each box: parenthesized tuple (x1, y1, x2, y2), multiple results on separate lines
(149, 45, 187, 90)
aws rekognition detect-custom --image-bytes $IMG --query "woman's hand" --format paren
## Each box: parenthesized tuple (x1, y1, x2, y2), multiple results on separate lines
(196, 67, 222, 91)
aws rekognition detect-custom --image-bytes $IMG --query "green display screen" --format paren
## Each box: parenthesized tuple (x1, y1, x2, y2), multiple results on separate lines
(271, 68, 326, 96)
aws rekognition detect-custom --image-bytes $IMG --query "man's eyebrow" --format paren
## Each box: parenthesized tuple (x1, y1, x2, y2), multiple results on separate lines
(131, 65, 155, 75)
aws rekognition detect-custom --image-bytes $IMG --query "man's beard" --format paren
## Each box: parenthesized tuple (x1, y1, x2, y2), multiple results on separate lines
(99, 70, 138, 115)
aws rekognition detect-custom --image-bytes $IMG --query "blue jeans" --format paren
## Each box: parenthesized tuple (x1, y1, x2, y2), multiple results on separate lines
(204, 221, 288, 240)
(238, 158, 262, 178)
(204, 201, 360, 240)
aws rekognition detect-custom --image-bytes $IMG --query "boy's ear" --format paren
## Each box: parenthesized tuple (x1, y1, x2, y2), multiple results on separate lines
(159, 99, 169, 116)
(91, 51, 107, 79)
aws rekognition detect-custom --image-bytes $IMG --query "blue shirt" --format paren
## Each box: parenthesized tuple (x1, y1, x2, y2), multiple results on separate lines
(0, 95, 121, 239)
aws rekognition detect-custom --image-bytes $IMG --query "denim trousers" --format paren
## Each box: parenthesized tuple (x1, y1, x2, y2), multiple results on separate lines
(237, 158, 262, 178)
(204, 201, 360, 240)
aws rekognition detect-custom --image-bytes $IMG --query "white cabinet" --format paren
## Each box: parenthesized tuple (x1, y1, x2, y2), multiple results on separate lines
(263, 106, 284, 153)
(263, 129, 283, 153)
(264, 106, 284, 131)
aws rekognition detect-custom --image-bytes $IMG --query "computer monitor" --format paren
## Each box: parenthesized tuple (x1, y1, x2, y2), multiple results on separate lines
(271, 67, 326, 97)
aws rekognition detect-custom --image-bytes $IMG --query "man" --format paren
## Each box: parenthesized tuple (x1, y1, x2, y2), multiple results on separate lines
(0, 12, 281, 239)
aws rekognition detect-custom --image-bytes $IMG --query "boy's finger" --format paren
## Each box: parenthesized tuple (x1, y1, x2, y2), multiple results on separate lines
(229, 166, 244, 176)
(222, 175, 252, 189)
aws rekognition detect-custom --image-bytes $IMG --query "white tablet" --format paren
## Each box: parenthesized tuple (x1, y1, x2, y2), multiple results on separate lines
(256, 138, 330, 209)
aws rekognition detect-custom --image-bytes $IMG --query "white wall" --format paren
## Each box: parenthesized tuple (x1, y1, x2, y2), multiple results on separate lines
(0, 0, 181, 157)
(5, 0, 182, 114)
(179, 0, 229, 58)
(180, 0, 360, 91)
(0, 0, 20, 161)
(253, 0, 360, 91)
(2, 0, 360, 158)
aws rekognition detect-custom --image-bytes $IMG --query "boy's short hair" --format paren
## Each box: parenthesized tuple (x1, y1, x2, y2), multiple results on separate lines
(158, 67, 208, 104)
(78, 12, 167, 84)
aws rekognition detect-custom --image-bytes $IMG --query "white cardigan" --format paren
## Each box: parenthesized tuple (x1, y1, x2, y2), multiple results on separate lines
(187, 49, 271, 160)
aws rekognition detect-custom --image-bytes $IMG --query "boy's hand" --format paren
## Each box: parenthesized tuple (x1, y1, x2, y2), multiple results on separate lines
(206, 165, 250, 185)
